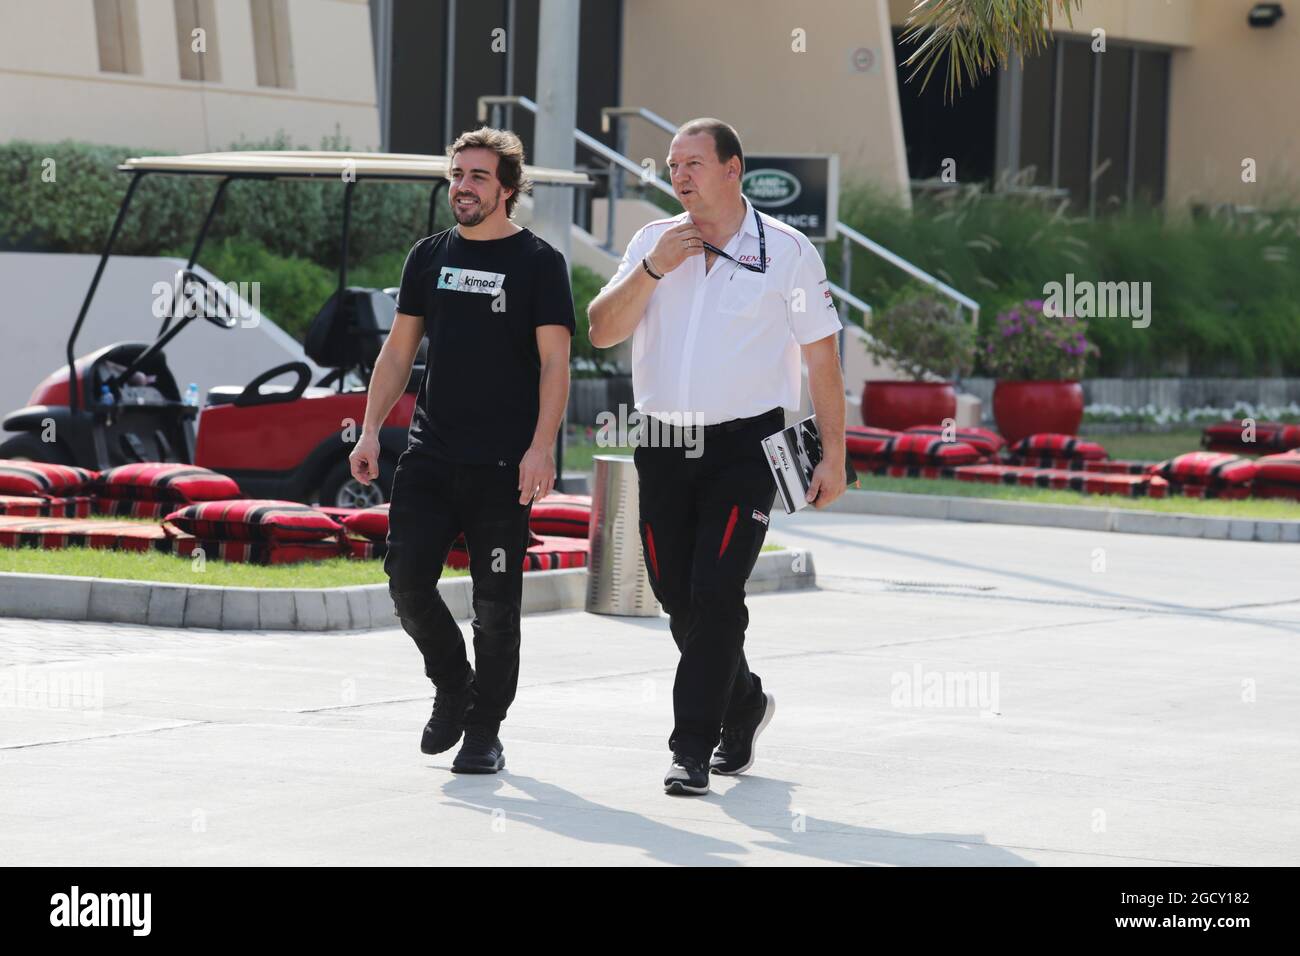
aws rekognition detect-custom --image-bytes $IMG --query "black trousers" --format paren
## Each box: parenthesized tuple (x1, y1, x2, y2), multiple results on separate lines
(383, 449, 533, 734)
(634, 407, 782, 761)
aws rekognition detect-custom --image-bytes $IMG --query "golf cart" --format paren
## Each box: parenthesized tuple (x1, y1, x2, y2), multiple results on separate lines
(1, 151, 589, 506)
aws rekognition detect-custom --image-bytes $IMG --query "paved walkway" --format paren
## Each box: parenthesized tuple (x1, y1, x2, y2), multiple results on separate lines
(2, 509, 1297, 865)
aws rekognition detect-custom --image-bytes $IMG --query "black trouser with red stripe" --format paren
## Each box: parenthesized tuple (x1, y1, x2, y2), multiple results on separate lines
(634, 407, 783, 762)
(383, 449, 534, 734)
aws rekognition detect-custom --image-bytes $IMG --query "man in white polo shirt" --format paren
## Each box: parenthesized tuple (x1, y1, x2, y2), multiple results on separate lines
(588, 117, 848, 795)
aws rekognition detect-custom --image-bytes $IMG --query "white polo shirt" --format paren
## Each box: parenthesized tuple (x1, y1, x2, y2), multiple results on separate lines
(603, 196, 842, 426)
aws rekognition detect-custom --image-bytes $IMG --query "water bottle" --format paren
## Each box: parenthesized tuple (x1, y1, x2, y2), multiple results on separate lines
(185, 382, 199, 407)
(99, 385, 114, 406)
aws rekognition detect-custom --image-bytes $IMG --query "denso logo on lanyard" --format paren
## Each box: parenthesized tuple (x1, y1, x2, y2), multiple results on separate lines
(701, 205, 766, 275)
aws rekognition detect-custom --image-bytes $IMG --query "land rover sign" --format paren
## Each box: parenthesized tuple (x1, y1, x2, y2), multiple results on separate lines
(744, 170, 801, 206)
(741, 154, 838, 241)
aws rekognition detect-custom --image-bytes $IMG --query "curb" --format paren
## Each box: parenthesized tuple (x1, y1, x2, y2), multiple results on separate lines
(0, 549, 814, 631)
(826, 489, 1300, 544)
(747, 546, 818, 595)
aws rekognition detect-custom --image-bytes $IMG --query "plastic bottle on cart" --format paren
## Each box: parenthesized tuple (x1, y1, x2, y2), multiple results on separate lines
(185, 382, 199, 407)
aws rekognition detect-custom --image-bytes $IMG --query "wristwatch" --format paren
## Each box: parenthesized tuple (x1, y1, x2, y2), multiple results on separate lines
(641, 256, 663, 280)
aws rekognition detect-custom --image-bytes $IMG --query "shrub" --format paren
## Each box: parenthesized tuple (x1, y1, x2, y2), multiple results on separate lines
(569, 265, 620, 377)
(176, 237, 336, 342)
(866, 293, 975, 380)
(0, 139, 201, 254)
(832, 182, 1300, 376)
(982, 298, 1099, 380)
(0, 132, 443, 265)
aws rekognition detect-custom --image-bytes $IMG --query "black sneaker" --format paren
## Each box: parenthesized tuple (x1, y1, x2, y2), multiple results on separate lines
(420, 669, 475, 755)
(663, 754, 710, 795)
(710, 692, 776, 776)
(451, 726, 505, 774)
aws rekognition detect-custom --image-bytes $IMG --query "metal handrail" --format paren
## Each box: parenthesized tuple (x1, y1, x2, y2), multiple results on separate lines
(477, 93, 536, 126)
(835, 221, 979, 326)
(828, 282, 873, 319)
(575, 131, 675, 199)
(478, 95, 675, 197)
(478, 95, 678, 252)
(599, 106, 676, 136)
(596, 107, 682, 251)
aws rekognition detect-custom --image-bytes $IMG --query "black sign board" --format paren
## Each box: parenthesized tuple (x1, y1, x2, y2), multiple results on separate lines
(741, 154, 839, 241)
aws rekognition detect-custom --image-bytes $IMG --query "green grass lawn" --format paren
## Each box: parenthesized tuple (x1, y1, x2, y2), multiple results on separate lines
(564, 427, 1300, 518)
(0, 546, 468, 588)
(1078, 428, 1204, 462)
(563, 430, 1206, 473)
(849, 474, 1300, 519)
(1, 536, 778, 587)
(562, 438, 635, 473)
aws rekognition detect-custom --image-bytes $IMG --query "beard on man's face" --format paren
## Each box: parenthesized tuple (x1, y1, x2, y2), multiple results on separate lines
(451, 185, 501, 226)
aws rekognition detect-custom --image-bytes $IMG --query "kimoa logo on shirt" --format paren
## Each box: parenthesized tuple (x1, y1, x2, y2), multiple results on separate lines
(437, 266, 506, 295)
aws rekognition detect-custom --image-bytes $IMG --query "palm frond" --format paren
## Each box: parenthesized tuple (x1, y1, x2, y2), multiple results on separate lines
(900, 0, 1083, 101)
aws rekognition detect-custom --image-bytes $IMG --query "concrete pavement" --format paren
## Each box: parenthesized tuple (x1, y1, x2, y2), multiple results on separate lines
(1, 507, 1297, 865)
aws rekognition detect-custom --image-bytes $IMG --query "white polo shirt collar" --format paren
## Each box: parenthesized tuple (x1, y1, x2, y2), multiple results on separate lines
(607, 196, 842, 427)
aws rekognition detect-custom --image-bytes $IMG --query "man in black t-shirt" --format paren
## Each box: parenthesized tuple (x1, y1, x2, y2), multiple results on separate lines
(350, 127, 575, 774)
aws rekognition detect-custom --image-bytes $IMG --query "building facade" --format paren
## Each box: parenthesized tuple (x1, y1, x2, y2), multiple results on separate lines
(0, 0, 379, 152)
(372, 0, 1299, 213)
(3, 1, 1295, 211)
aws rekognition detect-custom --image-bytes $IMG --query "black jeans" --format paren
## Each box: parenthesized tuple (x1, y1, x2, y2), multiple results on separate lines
(634, 408, 782, 762)
(384, 449, 533, 734)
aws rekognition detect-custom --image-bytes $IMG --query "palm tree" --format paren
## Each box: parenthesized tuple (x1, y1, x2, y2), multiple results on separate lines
(900, 0, 1083, 99)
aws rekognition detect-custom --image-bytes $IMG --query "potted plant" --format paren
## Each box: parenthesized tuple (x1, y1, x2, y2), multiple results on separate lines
(861, 294, 976, 430)
(983, 299, 1099, 443)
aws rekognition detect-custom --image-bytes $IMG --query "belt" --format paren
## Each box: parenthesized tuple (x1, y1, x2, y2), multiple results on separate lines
(645, 408, 782, 438)
(702, 407, 784, 434)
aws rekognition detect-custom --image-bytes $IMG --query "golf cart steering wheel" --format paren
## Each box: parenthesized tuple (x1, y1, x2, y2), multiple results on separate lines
(173, 268, 238, 330)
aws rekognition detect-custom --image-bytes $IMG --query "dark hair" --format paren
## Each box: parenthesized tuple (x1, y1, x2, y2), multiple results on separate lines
(676, 117, 744, 174)
(446, 126, 533, 217)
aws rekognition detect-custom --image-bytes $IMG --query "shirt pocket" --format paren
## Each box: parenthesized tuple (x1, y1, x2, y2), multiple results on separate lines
(718, 271, 766, 317)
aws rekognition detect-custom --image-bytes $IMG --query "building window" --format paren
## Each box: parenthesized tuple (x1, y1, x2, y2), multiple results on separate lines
(894, 32, 1172, 211)
(891, 28, 999, 185)
(251, 0, 295, 89)
(1022, 38, 1170, 210)
(93, 0, 142, 74)
(174, 0, 221, 82)
(1054, 40, 1093, 209)
(1131, 50, 1171, 207)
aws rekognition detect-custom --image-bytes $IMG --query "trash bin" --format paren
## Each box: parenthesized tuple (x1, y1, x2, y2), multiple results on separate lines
(586, 455, 660, 617)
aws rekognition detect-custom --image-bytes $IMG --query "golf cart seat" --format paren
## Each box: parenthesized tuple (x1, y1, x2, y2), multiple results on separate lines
(304, 287, 395, 380)
(204, 361, 336, 407)
(205, 384, 339, 407)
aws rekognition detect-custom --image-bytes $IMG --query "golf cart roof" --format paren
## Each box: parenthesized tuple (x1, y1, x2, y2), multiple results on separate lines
(117, 150, 592, 186)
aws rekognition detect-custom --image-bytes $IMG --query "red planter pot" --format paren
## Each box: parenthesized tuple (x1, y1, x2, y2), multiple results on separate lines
(861, 381, 957, 431)
(992, 380, 1084, 444)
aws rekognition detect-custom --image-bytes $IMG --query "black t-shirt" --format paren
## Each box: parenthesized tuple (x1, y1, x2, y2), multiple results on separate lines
(396, 225, 575, 465)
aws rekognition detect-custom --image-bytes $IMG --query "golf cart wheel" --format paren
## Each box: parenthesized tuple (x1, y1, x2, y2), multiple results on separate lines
(0, 432, 74, 464)
(318, 457, 393, 509)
